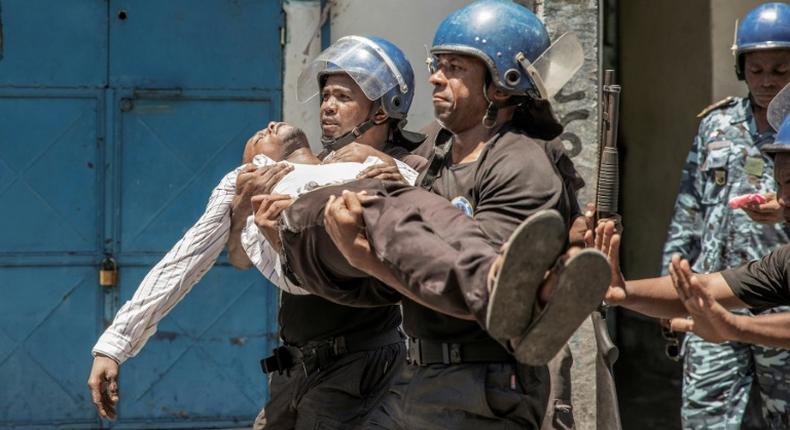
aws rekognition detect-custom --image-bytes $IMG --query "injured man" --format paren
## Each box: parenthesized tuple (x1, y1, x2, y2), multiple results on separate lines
(91, 121, 421, 366)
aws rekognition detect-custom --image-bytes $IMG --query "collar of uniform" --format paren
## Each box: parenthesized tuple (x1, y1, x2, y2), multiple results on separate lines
(728, 96, 750, 125)
(742, 96, 776, 147)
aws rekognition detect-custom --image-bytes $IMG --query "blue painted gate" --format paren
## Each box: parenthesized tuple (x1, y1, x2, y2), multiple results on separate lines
(0, 1, 282, 428)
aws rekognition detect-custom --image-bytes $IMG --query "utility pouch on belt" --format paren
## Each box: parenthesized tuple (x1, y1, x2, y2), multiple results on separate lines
(260, 346, 295, 375)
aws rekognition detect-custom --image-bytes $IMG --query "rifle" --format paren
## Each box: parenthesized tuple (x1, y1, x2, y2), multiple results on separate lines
(595, 69, 622, 224)
(593, 69, 623, 430)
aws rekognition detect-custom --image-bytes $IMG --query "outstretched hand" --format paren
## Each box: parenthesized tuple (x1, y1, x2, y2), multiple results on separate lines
(667, 255, 739, 343)
(585, 220, 626, 304)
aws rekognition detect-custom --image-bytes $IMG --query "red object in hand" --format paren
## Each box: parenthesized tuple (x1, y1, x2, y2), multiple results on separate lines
(728, 193, 768, 209)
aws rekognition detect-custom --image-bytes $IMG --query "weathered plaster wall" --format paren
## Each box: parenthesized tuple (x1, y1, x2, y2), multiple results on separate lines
(283, 0, 322, 152)
(539, 2, 602, 427)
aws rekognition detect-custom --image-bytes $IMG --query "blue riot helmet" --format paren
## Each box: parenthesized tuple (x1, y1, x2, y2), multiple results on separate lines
(297, 35, 422, 150)
(430, 0, 583, 102)
(764, 82, 790, 154)
(773, 115, 790, 151)
(733, 2, 790, 80)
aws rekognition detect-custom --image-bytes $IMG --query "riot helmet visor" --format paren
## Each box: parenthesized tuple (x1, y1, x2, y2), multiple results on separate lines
(297, 36, 408, 104)
(527, 32, 585, 99)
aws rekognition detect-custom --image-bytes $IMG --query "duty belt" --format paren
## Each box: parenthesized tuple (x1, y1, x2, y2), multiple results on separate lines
(260, 328, 403, 375)
(406, 337, 512, 366)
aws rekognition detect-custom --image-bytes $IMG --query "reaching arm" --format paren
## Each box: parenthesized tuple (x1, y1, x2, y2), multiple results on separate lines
(621, 271, 743, 318)
(724, 312, 790, 348)
(590, 220, 746, 319)
(92, 171, 236, 364)
(667, 256, 790, 348)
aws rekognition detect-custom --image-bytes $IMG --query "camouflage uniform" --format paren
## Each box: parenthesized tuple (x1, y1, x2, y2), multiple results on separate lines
(662, 96, 790, 429)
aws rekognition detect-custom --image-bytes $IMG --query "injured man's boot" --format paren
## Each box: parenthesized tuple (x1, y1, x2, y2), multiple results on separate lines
(485, 209, 611, 365)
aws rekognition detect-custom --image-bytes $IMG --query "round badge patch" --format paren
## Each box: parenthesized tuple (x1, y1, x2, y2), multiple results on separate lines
(451, 196, 474, 217)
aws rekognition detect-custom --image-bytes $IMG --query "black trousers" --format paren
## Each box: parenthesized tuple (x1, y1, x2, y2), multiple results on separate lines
(253, 342, 405, 430)
(280, 179, 498, 326)
(363, 360, 550, 429)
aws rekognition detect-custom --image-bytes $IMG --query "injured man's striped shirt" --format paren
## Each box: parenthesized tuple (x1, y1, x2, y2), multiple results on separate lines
(92, 155, 417, 364)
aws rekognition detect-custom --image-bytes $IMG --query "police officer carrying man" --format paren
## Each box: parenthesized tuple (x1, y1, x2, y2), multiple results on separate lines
(226, 36, 427, 429)
(313, 1, 589, 428)
(660, 3, 790, 428)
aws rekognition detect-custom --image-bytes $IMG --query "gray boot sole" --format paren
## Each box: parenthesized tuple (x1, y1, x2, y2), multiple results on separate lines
(485, 210, 566, 341)
(513, 248, 611, 366)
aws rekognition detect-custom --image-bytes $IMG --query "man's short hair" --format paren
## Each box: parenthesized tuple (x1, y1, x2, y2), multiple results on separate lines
(280, 126, 309, 158)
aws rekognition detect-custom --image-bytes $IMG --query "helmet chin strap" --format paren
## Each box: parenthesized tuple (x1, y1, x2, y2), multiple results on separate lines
(320, 104, 388, 151)
(320, 118, 376, 151)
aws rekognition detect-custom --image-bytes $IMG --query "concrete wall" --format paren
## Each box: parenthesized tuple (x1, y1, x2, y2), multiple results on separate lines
(617, 2, 712, 428)
(618, 0, 765, 280)
(283, 1, 323, 152)
(619, 0, 712, 280)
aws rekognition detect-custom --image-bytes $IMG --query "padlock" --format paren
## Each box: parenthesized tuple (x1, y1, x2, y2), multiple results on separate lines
(99, 257, 118, 287)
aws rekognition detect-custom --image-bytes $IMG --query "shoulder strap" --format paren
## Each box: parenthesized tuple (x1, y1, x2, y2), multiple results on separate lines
(697, 96, 737, 118)
(418, 130, 453, 189)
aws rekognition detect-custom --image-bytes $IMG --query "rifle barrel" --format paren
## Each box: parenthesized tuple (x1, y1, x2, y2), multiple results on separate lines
(596, 69, 622, 220)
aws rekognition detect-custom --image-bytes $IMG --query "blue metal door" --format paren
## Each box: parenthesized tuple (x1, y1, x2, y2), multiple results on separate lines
(0, 1, 283, 428)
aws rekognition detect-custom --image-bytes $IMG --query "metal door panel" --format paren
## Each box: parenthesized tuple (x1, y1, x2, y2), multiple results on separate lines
(0, 95, 100, 255)
(108, 0, 283, 90)
(111, 90, 280, 426)
(0, 0, 284, 426)
(0, 266, 100, 428)
(0, 90, 103, 428)
(116, 92, 277, 254)
(0, 0, 107, 88)
(113, 267, 276, 427)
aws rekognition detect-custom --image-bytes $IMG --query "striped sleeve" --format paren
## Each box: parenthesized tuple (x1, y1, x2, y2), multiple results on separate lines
(92, 170, 238, 364)
(241, 215, 310, 295)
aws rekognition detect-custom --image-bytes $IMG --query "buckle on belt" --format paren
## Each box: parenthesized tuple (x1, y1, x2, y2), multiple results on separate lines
(407, 338, 463, 366)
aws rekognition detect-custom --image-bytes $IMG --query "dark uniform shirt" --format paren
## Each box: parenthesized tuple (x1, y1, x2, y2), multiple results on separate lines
(279, 292, 402, 345)
(280, 143, 427, 346)
(722, 244, 790, 308)
(405, 122, 576, 345)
